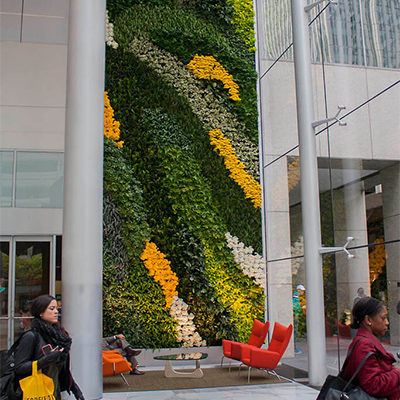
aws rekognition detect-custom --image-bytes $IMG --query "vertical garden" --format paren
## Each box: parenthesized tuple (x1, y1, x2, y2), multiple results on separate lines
(102, 0, 265, 349)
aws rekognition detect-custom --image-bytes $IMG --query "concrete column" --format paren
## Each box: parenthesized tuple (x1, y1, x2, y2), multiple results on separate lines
(334, 166, 370, 318)
(263, 156, 294, 356)
(381, 163, 400, 346)
(62, 1, 106, 399)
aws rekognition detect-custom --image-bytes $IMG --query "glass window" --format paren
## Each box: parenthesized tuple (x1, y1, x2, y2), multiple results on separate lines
(13, 241, 50, 340)
(0, 242, 10, 349)
(15, 152, 64, 208)
(0, 151, 14, 207)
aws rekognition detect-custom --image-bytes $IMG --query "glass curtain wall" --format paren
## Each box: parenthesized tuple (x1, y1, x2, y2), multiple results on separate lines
(259, 0, 400, 375)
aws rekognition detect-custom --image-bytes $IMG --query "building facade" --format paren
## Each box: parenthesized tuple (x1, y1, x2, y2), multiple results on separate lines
(0, 0, 399, 382)
(257, 0, 400, 371)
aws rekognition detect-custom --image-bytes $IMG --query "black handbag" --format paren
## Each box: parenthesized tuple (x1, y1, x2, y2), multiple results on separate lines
(317, 339, 386, 400)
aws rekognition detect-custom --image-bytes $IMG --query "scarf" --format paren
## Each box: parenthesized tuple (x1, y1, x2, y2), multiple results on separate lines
(31, 317, 72, 355)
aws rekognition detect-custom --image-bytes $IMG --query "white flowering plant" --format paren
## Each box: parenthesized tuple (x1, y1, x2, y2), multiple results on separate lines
(105, 11, 118, 49)
(170, 296, 207, 348)
(225, 232, 265, 288)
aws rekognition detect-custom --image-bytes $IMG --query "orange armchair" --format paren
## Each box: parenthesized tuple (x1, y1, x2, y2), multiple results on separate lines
(221, 319, 269, 370)
(102, 350, 132, 386)
(240, 322, 293, 382)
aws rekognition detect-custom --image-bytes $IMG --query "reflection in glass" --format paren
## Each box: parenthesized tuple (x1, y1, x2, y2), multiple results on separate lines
(14, 242, 50, 338)
(0, 151, 14, 207)
(0, 242, 9, 317)
(263, 0, 293, 60)
(361, 0, 400, 68)
(263, 0, 400, 69)
(310, 0, 366, 66)
(0, 242, 10, 349)
(13, 317, 32, 344)
(154, 352, 208, 361)
(15, 152, 64, 208)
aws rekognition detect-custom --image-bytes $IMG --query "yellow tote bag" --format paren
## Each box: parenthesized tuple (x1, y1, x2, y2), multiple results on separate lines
(19, 360, 55, 400)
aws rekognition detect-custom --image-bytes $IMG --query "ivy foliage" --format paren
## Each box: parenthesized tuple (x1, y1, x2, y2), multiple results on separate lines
(113, 4, 258, 142)
(103, 0, 264, 347)
(140, 109, 239, 344)
(107, 0, 235, 35)
(106, 0, 173, 20)
(105, 48, 262, 252)
(159, 147, 265, 341)
(173, 226, 238, 344)
(103, 139, 177, 348)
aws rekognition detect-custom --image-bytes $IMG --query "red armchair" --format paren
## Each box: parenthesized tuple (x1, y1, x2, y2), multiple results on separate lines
(240, 322, 293, 382)
(221, 319, 269, 370)
(103, 350, 132, 386)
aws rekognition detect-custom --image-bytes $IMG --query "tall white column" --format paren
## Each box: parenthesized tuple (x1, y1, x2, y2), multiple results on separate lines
(335, 166, 369, 318)
(291, 0, 327, 386)
(381, 163, 400, 346)
(62, 1, 106, 399)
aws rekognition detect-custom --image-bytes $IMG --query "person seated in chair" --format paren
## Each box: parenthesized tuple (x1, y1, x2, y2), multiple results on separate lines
(102, 334, 144, 375)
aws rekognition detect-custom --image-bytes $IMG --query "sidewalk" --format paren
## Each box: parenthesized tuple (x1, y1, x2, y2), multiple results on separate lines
(100, 382, 319, 399)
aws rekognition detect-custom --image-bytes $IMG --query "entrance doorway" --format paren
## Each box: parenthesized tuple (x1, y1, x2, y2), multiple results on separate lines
(0, 236, 57, 348)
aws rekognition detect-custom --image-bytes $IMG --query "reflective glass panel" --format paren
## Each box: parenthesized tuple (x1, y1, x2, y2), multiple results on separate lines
(0, 242, 10, 349)
(264, 0, 400, 69)
(262, 0, 293, 60)
(310, 0, 365, 66)
(0, 151, 14, 207)
(15, 152, 64, 208)
(14, 241, 50, 341)
(361, 0, 400, 68)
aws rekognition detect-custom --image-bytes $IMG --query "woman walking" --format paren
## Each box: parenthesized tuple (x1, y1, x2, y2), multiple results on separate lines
(10, 294, 84, 400)
(343, 296, 400, 399)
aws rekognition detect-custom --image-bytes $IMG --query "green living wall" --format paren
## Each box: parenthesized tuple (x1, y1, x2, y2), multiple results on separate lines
(103, 0, 265, 348)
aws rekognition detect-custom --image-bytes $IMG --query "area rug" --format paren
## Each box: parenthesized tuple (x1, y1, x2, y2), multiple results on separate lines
(103, 366, 289, 392)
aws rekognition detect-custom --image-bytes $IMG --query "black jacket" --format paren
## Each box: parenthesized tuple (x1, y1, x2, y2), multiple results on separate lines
(13, 330, 72, 399)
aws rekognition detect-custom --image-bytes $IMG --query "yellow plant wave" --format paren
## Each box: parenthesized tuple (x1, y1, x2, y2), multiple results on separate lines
(140, 241, 179, 308)
(187, 55, 241, 101)
(203, 246, 262, 342)
(104, 91, 123, 148)
(209, 129, 261, 208)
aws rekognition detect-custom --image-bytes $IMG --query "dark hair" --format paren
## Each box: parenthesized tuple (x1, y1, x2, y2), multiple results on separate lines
(31, 294, 56, 318)
(351, 297, 384, 329)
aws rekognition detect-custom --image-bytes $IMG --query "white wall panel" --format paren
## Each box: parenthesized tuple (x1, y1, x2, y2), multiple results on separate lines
(0, 105, 65, 150)
(0, 207, 63, 235)
(0, 42, 67, 107)
(260, 58, 399, 162)
(22, 0, 68, 45)
(367, 68, 400, 160)
(21, 15, 68, 45)
(0, 0, 22, 42)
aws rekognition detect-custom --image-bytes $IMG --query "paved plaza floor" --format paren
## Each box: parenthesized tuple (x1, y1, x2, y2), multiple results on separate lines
(61, 336, 398, 400)
(100, 382, 319, 400)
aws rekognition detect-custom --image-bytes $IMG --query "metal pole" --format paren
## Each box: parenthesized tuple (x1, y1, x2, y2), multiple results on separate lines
(62, 0, 106, 398)
(291, 0, 327, 386)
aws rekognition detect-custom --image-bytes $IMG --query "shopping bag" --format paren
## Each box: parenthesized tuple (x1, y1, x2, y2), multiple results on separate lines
(318, 374, 383, 399)
(19, 360, 55, 400)
(317, 362, 386, 400)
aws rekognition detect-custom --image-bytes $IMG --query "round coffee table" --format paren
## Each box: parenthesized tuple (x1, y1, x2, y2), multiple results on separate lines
(153, 352, 208, 378)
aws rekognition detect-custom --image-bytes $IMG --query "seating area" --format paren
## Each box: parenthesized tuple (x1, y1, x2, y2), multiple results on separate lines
(221, 319, 269, 371)
(102, 350, 132, 387)
(221, 319, 293, 382)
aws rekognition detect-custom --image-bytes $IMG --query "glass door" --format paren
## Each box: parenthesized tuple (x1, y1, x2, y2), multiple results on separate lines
(0, 240, 10, 349)
(0, 236, 54, 348)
